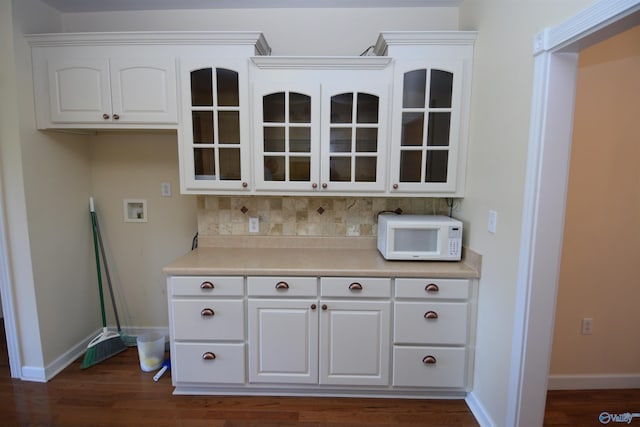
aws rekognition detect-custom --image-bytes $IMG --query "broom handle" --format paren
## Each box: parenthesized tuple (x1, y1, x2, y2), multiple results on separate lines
(90, 201, 107, 328)
(91, 199, 123, 333)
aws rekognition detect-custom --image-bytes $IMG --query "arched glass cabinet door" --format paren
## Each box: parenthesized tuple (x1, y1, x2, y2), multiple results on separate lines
(398, 68, 453, 184)
(321, 84, 388, 192)
(189, 66, 246, 187)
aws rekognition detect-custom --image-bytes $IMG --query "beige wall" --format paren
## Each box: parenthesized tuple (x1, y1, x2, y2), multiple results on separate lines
(90, 133, 197, 328)
(457, 0, 596, 424)
(550, 25, 640, 376)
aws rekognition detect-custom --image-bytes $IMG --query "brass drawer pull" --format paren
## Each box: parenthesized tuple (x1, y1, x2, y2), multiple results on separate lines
(113, 114, 120, 120)
(202, 352, 216, 360)
(200, 281, 214, 290)
(348, 282, 363, 291)
(422, 355, 437, 365)
(200, 308, 215, 317)
(425, 283, 440, 293)
(275, 281, 290, 290)
(102, 113, 110, 120)
(424, 310, 438, 320)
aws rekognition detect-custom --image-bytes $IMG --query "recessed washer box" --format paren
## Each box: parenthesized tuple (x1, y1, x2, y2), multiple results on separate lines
(124, 199, 147, 222)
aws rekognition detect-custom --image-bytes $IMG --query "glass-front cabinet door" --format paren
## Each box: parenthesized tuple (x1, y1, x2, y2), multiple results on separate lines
(389, 61, 463, 194)
(254, 81, 321, 191)
(180, 59, 250, 191)
(320, 84, 388, 192)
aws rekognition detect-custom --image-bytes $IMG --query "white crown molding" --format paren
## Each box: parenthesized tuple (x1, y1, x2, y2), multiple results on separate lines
(533, 0, 640, 55)
(41, 0, 462, 13)
(251, 56, 392, 70)
(26, 31, 271, 54)
(374, 31, 477, 55)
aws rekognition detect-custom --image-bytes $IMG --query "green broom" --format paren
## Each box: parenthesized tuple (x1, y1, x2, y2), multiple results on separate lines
(81, 197, 127, 369)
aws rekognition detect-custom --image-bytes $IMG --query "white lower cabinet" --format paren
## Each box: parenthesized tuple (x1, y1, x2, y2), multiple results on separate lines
(168, 274, 475, 396)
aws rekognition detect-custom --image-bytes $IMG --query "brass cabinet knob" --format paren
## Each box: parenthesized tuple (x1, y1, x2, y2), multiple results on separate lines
(425, 283, 440, 293)
(311, 304, 317, 310)
(422, 355, 437, 364)
(424, 311, 438, 320)
(393, 183, 399, 189)
(113, 114, 120, 120)
(102, 113, 110, 120)
(200, 308, 215, 317)
(322, 304, 328, 311)
(275, 281, 290, 290)
(200, 281, 214, 290)
(348, 282, 363, 291)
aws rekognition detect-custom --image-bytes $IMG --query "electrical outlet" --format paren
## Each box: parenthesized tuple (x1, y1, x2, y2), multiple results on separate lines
(249, 217, 259, 233)
(161, 182, 171, 197)
(488, 210, 497, 234)
(581, 318, 593, 335)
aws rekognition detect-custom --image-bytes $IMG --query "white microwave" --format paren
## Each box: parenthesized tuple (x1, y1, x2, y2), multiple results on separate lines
(377, 214, 463, 261)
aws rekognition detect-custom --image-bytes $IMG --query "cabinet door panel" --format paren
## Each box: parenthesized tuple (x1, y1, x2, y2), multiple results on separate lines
(174, 342, 245, 384)
(392, 346, 466, 388)
(248, 299, 319, 384)
(320, 300, 390, 386)
(110, 58, 177, 123)
(394, 302, 468, 345)
(172, 299, 244, 341)
(47, 58, 111, 123)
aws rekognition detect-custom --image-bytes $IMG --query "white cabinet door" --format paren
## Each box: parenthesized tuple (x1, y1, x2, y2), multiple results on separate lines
(179, 59, 252, 192)
(110, 58, 177, 124)
(253, 79, 321, 192)
(320, 82, 390, 193)
(47, 58, 111, 123)
(319, 300, 390, 386)
(47, 57, 177, 125)
(248, 299, 319, 384)
(388, 60, 465, 194)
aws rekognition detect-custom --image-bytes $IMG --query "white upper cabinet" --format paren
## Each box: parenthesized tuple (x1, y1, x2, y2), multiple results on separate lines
(376, 31, 477, 197)
(45, 57, 177, 125)
(179, 59, 252, 192)
(251, 57, 392, 195)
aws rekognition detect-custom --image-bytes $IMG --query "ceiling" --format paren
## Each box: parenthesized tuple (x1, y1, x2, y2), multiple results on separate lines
(39, 0, 461, 13)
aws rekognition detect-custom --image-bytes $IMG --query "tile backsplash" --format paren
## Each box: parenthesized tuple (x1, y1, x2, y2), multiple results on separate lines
(198, 196, 451, 237)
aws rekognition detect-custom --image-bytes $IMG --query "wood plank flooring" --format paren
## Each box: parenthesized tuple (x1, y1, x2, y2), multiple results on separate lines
(1, 322, 639, 426)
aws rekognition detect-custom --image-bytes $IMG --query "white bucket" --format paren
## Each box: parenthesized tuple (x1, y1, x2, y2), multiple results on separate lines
(136, 332, 165, 372)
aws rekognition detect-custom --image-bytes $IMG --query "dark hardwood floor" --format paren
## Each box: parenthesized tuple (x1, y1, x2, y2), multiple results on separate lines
(0, 321, 638, 426)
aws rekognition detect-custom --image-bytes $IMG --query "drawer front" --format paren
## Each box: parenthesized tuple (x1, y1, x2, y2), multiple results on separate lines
(394, 302, 468, 345)
(247, 276, 317, 297)
(320, 277, 391, 298)
(170, 276, 244, 297)
(172, 299, 244, 341)
(393, 346, 467, 388)
(174, 342, 245, 384)
(394, 278, 470, 300)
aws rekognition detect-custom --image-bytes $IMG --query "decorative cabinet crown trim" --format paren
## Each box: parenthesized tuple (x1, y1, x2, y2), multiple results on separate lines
(373, 30, 477, 55)
(26, 31, 271, 54)
(251, 56, 393, 70)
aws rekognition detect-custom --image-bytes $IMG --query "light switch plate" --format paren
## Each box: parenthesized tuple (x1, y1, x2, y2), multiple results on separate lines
(488, 210, 497, 234)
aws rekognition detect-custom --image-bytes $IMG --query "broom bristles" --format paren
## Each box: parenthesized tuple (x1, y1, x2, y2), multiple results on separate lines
(81, 329, 127, 369)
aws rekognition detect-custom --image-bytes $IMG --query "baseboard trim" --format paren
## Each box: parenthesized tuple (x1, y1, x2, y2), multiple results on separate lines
(465, 391, 496, 427)
(548, 374, 640, 390)
(21, 326, 171, 383)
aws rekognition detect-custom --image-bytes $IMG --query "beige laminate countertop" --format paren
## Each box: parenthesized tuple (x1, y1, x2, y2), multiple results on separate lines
(163, 236, 481, 279)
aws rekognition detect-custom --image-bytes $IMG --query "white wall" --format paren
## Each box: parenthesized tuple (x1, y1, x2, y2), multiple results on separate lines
(60, 7, 458, 55)
(457, 0, 596, 425)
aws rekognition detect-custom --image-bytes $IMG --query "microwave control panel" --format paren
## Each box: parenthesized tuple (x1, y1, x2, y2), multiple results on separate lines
(448, 225, 463, 257)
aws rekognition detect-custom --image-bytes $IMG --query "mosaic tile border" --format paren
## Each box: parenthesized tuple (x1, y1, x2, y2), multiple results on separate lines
(198, 196, 451, 237)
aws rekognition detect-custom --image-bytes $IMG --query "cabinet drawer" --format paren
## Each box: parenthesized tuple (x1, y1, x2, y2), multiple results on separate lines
(393, 346, 467, 388)
(320, 277, 391, 298)
(172, 299, 244, 341)
(248, 276, 317, 297)
(174, 342, 245, 384)
(170, 276, 244, 297)
(394, 302, 468, 345)
(394, 278, 470, 300)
